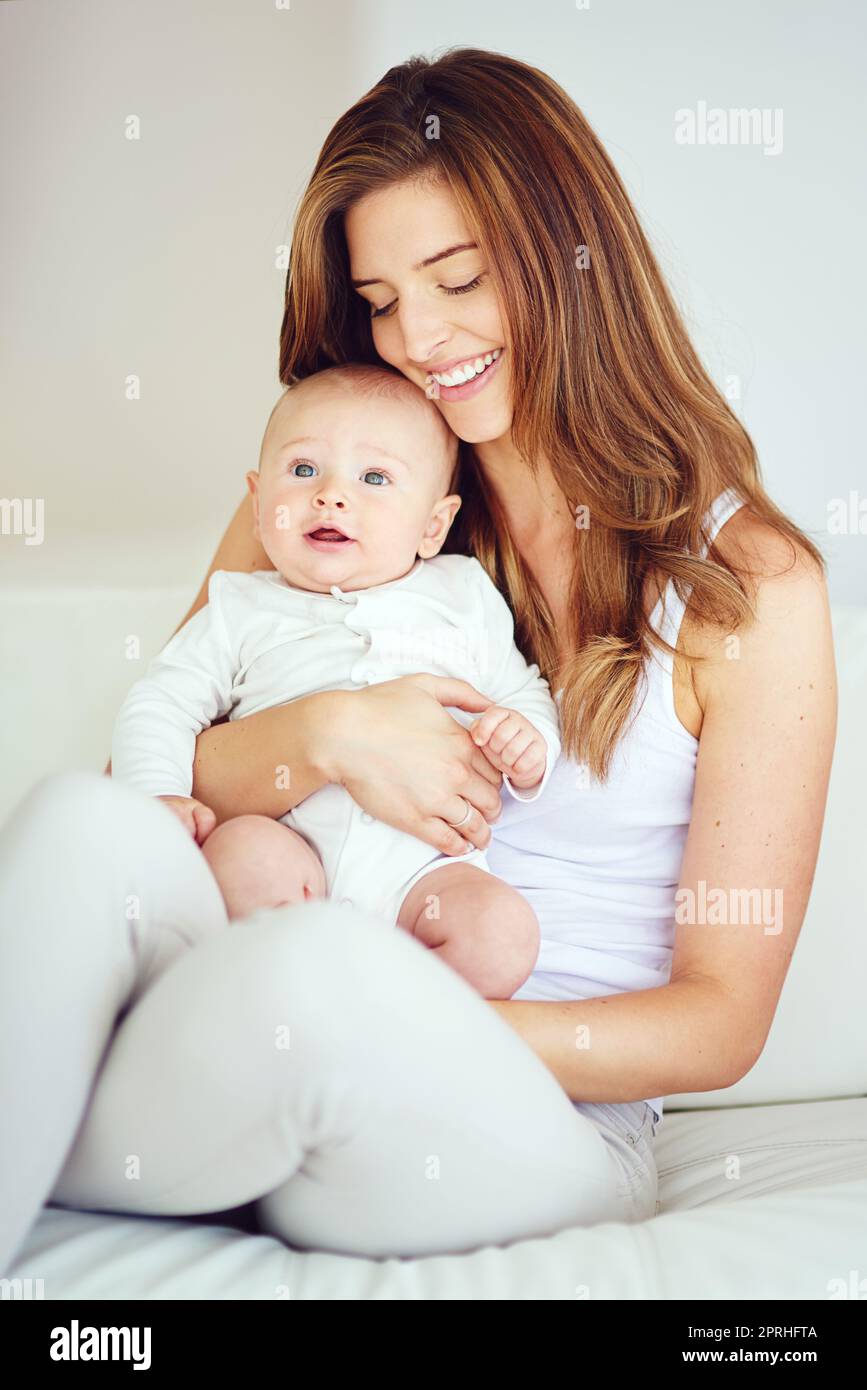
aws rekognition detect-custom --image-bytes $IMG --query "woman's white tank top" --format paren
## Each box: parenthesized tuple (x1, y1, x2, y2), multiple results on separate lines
(485, 488, 747, 1129)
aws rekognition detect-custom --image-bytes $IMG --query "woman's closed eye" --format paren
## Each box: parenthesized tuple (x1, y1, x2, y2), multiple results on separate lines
(369, 274, 486, 319)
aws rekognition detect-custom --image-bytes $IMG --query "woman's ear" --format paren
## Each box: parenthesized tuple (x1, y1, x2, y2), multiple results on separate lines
(418, 494, 462, 558)
(245, 470, 261, 539)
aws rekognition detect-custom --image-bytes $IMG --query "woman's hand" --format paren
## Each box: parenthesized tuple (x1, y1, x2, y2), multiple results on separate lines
(320, 675, 504, 856)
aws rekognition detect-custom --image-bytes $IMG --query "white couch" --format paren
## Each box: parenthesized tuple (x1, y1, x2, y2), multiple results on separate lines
(2, 588, 865, 1299)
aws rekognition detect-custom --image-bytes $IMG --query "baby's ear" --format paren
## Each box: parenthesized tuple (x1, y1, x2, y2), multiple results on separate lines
(418, 494, 462, 559)
(245, 470, 261, 538)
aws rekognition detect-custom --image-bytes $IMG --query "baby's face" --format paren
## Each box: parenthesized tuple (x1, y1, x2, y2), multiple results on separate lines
(247, 379, 459, 593)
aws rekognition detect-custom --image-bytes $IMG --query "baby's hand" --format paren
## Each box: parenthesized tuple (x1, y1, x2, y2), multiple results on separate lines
(468, 707, 548, 791)
(157, 795, 217, 845)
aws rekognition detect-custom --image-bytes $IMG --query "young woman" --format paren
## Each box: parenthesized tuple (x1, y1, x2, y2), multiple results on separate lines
(0, 48, 836, 1272)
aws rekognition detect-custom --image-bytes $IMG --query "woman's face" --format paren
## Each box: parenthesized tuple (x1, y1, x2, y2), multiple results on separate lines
(344, 178, 511, 446)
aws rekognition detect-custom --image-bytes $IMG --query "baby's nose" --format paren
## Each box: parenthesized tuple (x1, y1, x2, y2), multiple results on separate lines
(313, 489, 346, 509)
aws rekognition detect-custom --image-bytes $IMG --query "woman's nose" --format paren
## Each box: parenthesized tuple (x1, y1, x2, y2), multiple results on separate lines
(396, 304, 450, 369)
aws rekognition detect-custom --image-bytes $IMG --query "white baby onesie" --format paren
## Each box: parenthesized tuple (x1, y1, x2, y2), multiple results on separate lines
(111, 553, 561, 923)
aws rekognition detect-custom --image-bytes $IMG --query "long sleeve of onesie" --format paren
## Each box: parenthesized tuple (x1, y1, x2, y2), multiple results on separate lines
(467, 559, 562, 804)
(111, 573, 239, 798)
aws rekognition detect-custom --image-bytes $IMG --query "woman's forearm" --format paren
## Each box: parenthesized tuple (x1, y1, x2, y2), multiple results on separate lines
(191, 691, 341, 824)
(490, 976, 758, 1104)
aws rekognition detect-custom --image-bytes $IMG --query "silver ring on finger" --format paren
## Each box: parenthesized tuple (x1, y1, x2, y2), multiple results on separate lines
(447, 797, 473, 830)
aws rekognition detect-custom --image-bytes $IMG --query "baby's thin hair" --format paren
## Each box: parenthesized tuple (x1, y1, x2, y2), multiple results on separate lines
(282, 363, 460, 484)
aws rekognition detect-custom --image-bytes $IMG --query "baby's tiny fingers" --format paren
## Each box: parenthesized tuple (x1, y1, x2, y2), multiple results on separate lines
(486, 713, 525, 756)
(471, 706, 510, 746)
(512, 742, 547, 777)
(498, 730, 535, 768)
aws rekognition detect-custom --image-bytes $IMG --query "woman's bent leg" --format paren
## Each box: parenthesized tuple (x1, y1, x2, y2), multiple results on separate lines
(0, 770, 230, 1272)
(51, 900, 624, 1258)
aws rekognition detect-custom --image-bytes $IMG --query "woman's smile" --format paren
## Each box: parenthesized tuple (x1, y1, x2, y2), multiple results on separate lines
(426, 348, 504, 402)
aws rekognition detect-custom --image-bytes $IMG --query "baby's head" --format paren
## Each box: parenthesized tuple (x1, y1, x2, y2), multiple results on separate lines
(246, 364, 461, 593)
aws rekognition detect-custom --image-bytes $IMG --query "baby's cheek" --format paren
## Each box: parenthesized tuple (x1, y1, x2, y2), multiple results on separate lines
(260, 494, 294, 538)
(259, 504, 298, 566)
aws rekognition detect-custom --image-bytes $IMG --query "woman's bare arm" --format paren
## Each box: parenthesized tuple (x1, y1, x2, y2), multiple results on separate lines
(492, 520, 837, 1101)
(190, 689, 339, 823)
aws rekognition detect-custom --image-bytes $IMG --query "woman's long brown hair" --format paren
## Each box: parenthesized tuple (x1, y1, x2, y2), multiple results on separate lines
(279, 46, 823, 778)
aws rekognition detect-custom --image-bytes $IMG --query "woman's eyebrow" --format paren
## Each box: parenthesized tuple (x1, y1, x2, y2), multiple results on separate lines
(351, 242, 478, 289)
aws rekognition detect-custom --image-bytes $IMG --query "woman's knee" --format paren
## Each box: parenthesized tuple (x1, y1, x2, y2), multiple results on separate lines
(18, 768, 115, 823)
(159, 902, 385, 1065)
(8, 769, 147, 851)
(230, 900, 424, 1015)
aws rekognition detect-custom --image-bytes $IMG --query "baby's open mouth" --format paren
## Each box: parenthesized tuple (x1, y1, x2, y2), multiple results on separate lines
(304, 526, 355, 548)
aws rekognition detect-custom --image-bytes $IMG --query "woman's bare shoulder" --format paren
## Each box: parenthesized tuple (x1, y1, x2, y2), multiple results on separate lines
(713, 503, 824, 587)
(688, 503, 827, 641)
(682, 505, 833, 724)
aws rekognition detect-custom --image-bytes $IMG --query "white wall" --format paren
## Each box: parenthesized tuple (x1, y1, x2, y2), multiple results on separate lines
(2, 0, 865, 603)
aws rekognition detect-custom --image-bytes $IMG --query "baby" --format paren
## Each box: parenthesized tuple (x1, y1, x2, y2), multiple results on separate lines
(111, 364, 561, 999)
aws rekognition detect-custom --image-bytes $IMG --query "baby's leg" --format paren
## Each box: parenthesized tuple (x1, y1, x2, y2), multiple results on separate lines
(201, 814, 326, 922)
(397, 864, 540, 1000)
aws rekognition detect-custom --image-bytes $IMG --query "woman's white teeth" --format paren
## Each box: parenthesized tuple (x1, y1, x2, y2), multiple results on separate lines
(431, 347, 501, 387)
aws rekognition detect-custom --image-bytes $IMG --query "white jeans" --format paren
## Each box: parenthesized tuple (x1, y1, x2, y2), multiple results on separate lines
(0, 771, 658, 1272)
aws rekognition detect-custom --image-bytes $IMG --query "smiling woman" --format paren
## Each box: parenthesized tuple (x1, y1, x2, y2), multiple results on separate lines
(185, 43, 833, 1117)
(232, 46, 835, 1113)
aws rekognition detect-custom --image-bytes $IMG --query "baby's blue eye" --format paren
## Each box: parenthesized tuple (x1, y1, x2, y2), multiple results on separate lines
(363, 470, 389, 486)
(291, 461, 317, 478)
